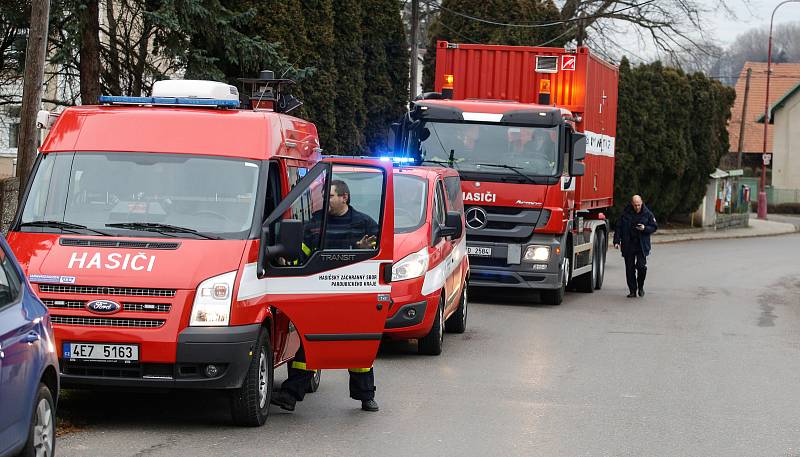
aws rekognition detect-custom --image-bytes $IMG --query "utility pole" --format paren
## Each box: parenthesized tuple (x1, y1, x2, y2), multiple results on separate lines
(576, 13, 585, 47)
(736, 67, 751, 169)
(410, 0, 420, 101)
(16, 0, 51, 204)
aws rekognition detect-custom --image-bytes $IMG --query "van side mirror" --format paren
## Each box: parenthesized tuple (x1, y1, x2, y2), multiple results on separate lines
(569, 132, 586, 177)
(257, 219, 304, 278)
(438, 211, 463, 239)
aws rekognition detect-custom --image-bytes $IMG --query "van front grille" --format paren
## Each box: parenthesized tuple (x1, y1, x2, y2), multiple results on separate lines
(51, 315, 165, 328)
(42, 299, 171, 313)
(39, 284, 175, 297)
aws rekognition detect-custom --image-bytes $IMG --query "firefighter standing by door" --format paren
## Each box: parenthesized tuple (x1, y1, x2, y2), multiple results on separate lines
(271, 179, 380, 412)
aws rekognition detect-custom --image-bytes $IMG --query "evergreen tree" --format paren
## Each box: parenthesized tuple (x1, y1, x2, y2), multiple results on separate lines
(300, 0, 339, 152)
(362, 0, 409, 154)
(421, 0, 564, 91)
(331, 0, 367, 153)
(613, 59, 735, 222)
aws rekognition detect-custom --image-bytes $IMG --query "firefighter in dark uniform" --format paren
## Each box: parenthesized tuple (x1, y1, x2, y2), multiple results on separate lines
(613, 194, 658, 297)
(271, 179, 381, 412)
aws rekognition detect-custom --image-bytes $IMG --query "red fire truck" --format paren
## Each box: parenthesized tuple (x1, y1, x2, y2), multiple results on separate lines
(8, 75, 395, 426)
(393, 41, 618, 305)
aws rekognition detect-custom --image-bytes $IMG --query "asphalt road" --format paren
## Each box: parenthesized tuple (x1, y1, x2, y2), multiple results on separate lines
(57, 234, 800, 457)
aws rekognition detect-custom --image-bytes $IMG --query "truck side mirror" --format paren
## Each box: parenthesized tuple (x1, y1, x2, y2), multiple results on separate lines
(388, 122, 400, 151)
(257, 219, 304, 278)
(569, 132, 586, 177)
(438, 211, 463, 239)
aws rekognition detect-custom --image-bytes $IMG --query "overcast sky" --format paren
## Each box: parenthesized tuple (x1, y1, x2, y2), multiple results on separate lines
(616, 0, 799, 60)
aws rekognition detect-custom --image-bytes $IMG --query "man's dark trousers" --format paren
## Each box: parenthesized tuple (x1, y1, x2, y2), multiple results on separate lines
(281, 347, 375, 402)
(623, 250, 647, 294)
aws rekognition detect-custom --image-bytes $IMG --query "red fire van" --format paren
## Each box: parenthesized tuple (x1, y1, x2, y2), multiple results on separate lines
(384, 166, 468, 355)
(7, 78, 395, 426)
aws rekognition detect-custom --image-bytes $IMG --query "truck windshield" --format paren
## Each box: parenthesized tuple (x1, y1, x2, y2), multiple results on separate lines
(19, 152, 260, 239)
(393, 174, 427, 233)
(413, 122, 559, 177)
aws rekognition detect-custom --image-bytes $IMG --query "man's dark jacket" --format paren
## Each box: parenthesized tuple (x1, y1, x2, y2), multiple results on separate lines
(613, 203, 658, 256)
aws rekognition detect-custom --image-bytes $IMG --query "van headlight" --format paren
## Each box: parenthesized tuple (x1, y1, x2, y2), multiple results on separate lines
(523, 245, 550, 262)
(392, 247, 429, 282)
(190, 271, 237, 326)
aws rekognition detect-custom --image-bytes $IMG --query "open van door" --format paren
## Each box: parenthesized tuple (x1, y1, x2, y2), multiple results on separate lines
(240, 158, 393, 369)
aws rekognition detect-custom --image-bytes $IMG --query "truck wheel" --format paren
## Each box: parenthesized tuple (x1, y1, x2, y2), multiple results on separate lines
(445, 281, 468, 334)
(575, 235, 602, 293)
(541, 254, 569, 305)
(20, 383, 55, 457)
(594, 231, 606, 290)
(230, 328, 273, 427)
(418, 295, 444, 355)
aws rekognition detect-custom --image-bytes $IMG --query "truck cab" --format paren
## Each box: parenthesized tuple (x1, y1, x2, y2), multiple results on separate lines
(8, 79, 395, 426)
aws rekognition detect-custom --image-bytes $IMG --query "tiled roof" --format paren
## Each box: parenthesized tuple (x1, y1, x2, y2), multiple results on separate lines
(727, 62, 800, 154)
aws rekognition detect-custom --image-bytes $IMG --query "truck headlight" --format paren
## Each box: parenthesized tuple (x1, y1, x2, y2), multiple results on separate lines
(392, 247, 429, 282)
(190, 271, 237, 326)
(523, 245, 550, 262)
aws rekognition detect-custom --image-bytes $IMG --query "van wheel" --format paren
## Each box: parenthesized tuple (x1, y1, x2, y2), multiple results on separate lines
(594, 231, 606, 290)
(230, 328, 273, 427)
(285, 363, 321, 393)
(445, 282, 468, 334)
(20, 383, 55, 457)
(418, 295, 444, 355)
(307, 369, 321, 393)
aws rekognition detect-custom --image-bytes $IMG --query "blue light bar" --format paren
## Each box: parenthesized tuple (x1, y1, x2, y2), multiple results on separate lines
(379, 156, 415, 164)
(98, 96, 240, 109)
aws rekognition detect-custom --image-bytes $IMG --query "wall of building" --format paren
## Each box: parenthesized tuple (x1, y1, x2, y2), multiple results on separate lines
(772, 93, 800, 190)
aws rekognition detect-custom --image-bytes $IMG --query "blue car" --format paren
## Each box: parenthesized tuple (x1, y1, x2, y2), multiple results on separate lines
(0, 235, 58, 457)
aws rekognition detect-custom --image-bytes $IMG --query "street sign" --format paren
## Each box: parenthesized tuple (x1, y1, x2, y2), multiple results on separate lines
(562, 55, 576, 71)
(762, 153, 772, 165)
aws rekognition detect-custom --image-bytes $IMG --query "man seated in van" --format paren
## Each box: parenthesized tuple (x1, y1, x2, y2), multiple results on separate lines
(305, 179, 379, 251)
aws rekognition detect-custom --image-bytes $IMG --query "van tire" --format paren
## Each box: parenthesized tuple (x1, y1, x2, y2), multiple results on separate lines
(285, 364, 321, 393)
(20, 383, 55, 457)
(307, 369, 321, 393)
(445, 282, 468, 334)
(418, 296, 444, 355)
(230, 328, 273, 427)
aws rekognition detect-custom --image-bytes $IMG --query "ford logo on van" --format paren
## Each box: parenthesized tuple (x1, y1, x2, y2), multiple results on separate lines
(86, 299, 121, 314)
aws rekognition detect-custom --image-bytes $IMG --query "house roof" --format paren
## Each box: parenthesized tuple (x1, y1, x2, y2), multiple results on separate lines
(756, 81, 800, 124)
(727, 62, 800, 154)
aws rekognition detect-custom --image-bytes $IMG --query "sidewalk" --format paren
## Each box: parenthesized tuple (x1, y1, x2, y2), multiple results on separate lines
(649, 218, 799, 244)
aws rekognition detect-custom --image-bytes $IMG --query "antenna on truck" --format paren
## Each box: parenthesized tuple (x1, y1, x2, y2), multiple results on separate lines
(237, 70, 302, 114)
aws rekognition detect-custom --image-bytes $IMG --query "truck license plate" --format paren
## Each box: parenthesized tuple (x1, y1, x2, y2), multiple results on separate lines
(63, 343, 139, 362)
(467, 247, 492, 257)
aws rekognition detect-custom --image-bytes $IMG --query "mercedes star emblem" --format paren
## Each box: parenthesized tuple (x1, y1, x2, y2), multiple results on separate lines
(465, 207, 488, 230)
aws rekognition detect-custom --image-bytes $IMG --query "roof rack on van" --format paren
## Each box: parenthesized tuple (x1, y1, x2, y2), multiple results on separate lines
(98, 95, 240, 109)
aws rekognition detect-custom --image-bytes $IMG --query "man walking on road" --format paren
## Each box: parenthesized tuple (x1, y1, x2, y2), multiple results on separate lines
(614, 195, 658, 297)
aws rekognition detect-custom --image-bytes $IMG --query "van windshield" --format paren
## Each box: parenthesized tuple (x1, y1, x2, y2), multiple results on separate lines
(19, 152, 260, 239)
(393, 174, 427, 233)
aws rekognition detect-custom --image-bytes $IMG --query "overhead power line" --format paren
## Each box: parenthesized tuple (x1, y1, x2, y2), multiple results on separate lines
(420, 0, 657, 29)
